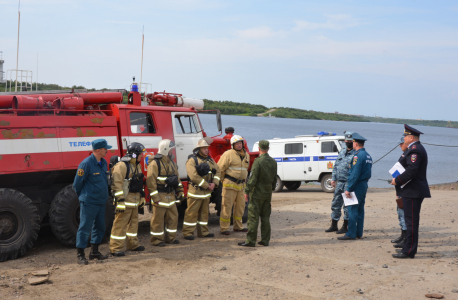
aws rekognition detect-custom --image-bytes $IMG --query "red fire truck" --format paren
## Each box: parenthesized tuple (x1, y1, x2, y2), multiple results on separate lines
(0, 84, 258, 262)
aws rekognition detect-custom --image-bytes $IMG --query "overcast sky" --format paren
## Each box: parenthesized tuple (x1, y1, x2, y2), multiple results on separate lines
(1, 0, 457, 120)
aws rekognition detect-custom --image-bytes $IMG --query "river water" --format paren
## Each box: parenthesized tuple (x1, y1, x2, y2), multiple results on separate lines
(199, 114, 458, 188)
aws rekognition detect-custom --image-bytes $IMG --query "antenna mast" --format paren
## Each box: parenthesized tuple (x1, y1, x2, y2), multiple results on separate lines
(15, 0, 21, 92)
(139, 26, 144, 94)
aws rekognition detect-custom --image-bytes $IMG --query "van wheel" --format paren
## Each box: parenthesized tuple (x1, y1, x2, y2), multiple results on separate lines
(0, 189, 40, 262)
(284, 181, 301, 191)
(320, 174, 335, 193)
(273, 176, 284, 193)
(50, 185, 115, 247)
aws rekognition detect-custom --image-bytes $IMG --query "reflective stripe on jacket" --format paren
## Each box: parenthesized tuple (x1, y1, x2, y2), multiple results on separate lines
(146, 155, 183, 206)
(217, 148, 250, 191)
(186, 154, 221, 199)
(111, 158, 143, 206)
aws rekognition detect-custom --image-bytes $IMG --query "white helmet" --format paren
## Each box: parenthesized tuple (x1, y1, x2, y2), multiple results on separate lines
(193, 137, 213, 153)
(230, 135, 244, 149)
(158, 139, 176, 155)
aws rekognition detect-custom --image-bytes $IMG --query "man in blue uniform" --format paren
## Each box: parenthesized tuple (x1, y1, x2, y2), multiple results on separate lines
(391, 124, 430, 259)
(338, 133, 372, 240)
(73, 139, 112, 265)
(325, 131, 355, 234)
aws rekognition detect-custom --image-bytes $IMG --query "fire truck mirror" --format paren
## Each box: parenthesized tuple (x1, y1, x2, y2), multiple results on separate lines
(216, 111, 222, 132)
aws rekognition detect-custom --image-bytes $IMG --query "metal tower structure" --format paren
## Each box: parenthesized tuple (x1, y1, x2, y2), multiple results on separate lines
(0, 51, 5, 83)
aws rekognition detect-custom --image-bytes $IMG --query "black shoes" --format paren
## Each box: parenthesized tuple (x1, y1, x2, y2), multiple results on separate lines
(392, 252, 413, 259)
(336, 220, 348, 234)
(337, 235, 356, 240)
(89, 244, 108, 260)
(171, 240, 180, 244)
(393, 238, 406, 248)
(204, 233, 215, 238)
(257, 241, 269, 246)
(238, 242, 254, 247)
(77, 248, 88, 265)
(234, 228, 248, 232)
(111, 251, 125, 257)
(185, 235, 195, 240)
(156, 242, 166, 247)
(221, 231, 230, 235)
(391, 230, 406, 243)
(325, 219, 338, 232)
(132, 246, 145, 251)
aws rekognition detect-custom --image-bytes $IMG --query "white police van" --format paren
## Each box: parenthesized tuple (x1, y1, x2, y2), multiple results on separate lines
(253, 132, 345, 193)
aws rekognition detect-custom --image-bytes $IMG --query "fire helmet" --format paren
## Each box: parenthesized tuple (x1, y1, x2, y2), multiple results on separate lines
(158, 139, 176, 155)
(193, 137, 213, 153)
(126, 142, 146, 158)
(230, 135, 245, 149)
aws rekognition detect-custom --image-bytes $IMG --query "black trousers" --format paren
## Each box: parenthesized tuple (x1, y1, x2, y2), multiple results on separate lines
(402, 197, 424, 258)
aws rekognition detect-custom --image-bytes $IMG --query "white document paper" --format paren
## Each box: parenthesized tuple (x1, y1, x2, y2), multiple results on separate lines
(388, 162, 411, 188)
(342, 192, 358, 206)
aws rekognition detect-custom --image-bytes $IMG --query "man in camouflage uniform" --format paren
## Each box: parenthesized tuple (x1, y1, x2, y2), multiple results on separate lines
(325, 132, 355, 234)
(238, 140, 277, 247)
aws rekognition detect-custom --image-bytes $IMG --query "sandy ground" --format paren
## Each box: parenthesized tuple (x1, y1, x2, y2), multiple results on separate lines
(1, 186, 457, 300)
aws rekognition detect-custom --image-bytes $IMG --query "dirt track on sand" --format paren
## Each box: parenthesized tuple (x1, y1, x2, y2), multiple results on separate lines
(1, 186, 457, 299)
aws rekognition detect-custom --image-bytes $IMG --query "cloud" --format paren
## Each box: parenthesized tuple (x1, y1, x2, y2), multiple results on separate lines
(293, 14, 361, 31)
(106, 21, 138, 24)
(234, 26, 280, 39)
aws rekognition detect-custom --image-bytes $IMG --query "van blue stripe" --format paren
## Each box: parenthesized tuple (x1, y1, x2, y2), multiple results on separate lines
(274, 156, 338, 162)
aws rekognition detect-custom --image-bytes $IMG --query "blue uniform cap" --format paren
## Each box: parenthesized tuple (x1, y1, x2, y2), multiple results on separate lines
(351, 132, 367, 142)
(404, 124, 423, 136)
(92, 139, 112, 150)
(344, 131, 354, 141)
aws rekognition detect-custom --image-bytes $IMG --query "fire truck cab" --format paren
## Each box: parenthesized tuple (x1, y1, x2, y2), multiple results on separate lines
(0, 85, 257, 262)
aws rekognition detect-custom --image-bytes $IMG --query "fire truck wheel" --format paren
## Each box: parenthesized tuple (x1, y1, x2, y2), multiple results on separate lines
(284, 181, 301, 191)
(273, 176, 284, 193)
(50, 185, 115, 247)
(0, 188, 40, 262)
(320, 174, 335, 193)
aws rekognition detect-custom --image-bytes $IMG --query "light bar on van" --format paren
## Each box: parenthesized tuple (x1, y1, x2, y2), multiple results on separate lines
(317, 131, 336, 136)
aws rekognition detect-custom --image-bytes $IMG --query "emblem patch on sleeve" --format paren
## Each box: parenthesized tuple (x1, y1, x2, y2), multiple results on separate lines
(412, 145, 417, 150)
(77, 169, 85, 176)
(411, 154, 417, 162)
(353, 156, 358, 165)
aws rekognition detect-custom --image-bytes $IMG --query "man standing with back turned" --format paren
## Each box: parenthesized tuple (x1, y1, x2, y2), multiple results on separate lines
(238, 140, 277, 247)
(338, 133, 372, 241)
(73, 139, 111, 265)
(391, 124, 430, 259)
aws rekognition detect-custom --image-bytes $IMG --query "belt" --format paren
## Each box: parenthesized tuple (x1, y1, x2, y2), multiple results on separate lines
(338, 180, 347, 183)
(225, 175, 245, 184)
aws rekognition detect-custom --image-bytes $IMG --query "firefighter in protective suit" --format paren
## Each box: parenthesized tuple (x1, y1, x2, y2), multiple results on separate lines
(110, 142, 146, 256)
(183, 138, 221, 240)
(146, 139, 183, 246)
(217, 135, 250, 235)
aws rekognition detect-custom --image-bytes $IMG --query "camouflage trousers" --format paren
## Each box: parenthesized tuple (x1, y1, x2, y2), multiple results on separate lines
(331, 181, 349, 221)
(245, 196, 271, 246)
(397, 206, 406, 230)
